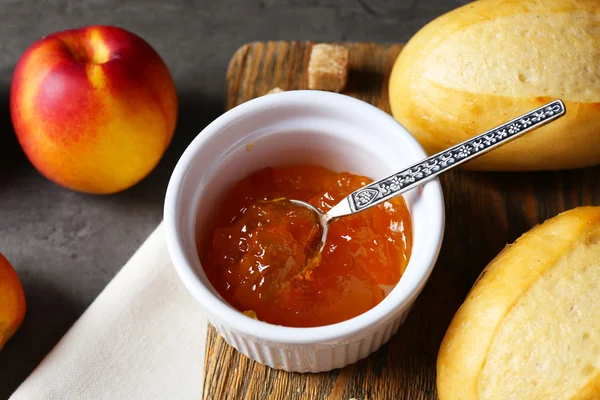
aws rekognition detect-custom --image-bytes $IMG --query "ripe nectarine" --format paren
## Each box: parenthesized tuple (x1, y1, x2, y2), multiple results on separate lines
(0, 253, 26, 350)
(10, 25, 178, 194)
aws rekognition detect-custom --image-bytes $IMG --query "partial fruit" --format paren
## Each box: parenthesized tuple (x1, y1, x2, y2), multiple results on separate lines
(10, 25, 178, 194)
(0, 253, 26, 350)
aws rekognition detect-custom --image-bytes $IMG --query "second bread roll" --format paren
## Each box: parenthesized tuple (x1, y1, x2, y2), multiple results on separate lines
(437, 206, 600, 400)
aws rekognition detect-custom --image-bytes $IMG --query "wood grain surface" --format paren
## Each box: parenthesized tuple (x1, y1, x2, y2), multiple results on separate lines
(203, 41, 600, 400)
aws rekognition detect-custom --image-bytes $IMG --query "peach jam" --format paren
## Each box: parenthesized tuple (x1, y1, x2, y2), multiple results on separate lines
(200, 165, 412, 327)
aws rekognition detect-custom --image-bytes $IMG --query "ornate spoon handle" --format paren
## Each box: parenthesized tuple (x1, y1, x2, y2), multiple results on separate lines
(326, 100, 566, 220)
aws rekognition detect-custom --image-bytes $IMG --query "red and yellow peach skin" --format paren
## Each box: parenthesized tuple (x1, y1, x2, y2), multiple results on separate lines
(0, 253, 26, 350)
(10, 25, 178, 194)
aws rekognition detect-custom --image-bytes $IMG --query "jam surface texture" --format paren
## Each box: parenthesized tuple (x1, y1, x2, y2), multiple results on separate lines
(200, 165, 412, 327)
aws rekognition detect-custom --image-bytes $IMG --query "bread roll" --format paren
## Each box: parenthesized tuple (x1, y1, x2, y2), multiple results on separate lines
(437, 207, 600, 400)
(389, 0, 600, 171)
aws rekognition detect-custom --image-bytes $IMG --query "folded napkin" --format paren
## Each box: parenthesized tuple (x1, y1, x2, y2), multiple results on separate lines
(10, 223, 208, 400)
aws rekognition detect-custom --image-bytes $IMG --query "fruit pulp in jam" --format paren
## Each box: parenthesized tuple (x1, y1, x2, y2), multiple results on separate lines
(200, 165, 412, 327)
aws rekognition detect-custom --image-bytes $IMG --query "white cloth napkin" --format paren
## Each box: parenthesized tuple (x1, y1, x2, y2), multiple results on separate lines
(10, 223, 208, 400)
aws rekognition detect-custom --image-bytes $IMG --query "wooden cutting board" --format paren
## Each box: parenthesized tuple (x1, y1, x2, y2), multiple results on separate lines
(203, 41, 600, 399)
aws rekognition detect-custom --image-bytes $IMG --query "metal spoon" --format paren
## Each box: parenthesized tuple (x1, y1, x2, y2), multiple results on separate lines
(290, 99, 566, 254)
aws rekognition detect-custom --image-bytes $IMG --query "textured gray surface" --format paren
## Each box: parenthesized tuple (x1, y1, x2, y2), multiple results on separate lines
(0, 0, 468, 397)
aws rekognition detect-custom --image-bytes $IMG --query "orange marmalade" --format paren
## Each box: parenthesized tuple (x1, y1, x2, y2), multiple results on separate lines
(200, 165, 412, 327)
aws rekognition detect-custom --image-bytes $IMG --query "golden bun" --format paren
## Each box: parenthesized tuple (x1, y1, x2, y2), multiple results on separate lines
(437, 206, 600, 400)
(389, 0, 600, 170)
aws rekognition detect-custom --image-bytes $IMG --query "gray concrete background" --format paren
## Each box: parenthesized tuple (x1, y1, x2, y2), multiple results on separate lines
(0, 0, 468, 396)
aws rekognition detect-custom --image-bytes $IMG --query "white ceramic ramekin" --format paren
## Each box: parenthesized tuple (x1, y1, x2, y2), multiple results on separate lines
(164, 90, 445, 373)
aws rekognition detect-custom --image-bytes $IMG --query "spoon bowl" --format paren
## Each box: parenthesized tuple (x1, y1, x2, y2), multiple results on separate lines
(288, 199, 330, 253)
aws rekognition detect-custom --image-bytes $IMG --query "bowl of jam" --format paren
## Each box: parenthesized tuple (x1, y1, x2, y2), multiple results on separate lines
(164, 90, 445, 372)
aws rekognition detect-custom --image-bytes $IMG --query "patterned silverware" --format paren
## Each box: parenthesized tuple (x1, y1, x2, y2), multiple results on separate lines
(290, 99, 567, 253)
